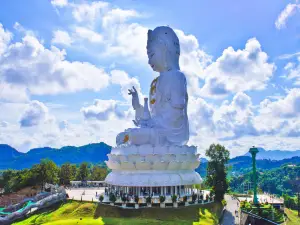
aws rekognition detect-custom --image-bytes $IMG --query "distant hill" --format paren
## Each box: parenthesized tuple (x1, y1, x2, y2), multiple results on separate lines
(2, 143, 300, 174)
(0, 143, 111, 170)
(196, 156, 300, 178)
(243, 148, 300, 160)
(0, 144, 24, 161)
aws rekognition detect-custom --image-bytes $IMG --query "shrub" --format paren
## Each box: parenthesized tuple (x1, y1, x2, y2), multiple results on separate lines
(206, 194, 209, 200)
(99, 195, 104, 202)
(183, 196, 187, 202)
(121, 196, 127, 203)
(109, 193, 116, 203)
(192, 194, 197, 203)
(159, 195, 165, 203)
(146, 196, 152, 204)
(222, 199, 227, 206)
(172, 195, 177, 203)
(134, 195, 139, 204)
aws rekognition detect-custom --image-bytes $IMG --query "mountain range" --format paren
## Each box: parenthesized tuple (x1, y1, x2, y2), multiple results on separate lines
(0, 143, 300, 171)
(196, 155, 300, 178)
(0, 143, 111, 170)
(243, 147, 300, 160)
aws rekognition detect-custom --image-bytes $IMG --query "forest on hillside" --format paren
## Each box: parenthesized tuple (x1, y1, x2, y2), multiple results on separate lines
(229, 165, 300, 196)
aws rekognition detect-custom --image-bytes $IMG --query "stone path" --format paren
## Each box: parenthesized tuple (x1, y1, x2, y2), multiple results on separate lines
(221, 195, 239, 225)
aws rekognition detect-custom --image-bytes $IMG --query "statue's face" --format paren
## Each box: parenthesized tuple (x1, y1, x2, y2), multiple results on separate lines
(147, 39, 166, 73)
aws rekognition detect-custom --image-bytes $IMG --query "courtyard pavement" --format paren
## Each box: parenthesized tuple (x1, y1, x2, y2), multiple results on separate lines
(237, 194, 283, 204)
(66, 188, 105, 202)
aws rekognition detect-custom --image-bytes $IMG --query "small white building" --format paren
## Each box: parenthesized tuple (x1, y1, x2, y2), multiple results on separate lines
(70, 181, 106, 188)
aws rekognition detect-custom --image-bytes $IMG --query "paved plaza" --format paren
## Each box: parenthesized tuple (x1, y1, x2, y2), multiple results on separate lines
(66, 188, 105, 202)
(237, 194, 283, 204)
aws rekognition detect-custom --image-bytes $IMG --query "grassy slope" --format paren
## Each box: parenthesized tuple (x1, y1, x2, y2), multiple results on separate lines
(13, 201, 222, 225)
(285, 208, 300, 225)
(193, 208, 220, 225)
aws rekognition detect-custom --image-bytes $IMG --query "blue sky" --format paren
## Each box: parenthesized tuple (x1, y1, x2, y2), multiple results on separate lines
(0, 0, 300, 157)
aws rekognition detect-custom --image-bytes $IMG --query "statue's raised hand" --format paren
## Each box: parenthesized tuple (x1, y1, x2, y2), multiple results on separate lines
(128, 86, 140, 110)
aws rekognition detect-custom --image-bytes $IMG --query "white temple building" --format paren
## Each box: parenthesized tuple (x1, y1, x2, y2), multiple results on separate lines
(104, 25, 202, 203)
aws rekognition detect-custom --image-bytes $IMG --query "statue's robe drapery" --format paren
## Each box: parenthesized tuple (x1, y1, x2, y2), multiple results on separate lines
(133, 70, 189, 146)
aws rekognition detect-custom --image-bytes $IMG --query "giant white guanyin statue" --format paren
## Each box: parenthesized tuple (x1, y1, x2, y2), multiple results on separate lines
(105, 26, 201, 193)
(116, 26, 189, 146)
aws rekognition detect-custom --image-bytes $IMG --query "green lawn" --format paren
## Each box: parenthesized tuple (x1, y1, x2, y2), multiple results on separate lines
(13, 201, 222, 225)
(192, 208, 219, 225)
(43, 218, 104, 225)
(285, 208, 300, 225)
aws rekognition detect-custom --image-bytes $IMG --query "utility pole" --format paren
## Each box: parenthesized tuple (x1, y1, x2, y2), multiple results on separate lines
(249, 146, 259, 205)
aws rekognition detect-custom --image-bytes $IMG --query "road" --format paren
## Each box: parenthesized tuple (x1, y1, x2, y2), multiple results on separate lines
(221, 195, 239, 225)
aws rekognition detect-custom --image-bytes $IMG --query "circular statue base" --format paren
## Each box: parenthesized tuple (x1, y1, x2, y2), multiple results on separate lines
(106, 170, 202, 187)
(104, 144, 202, 198)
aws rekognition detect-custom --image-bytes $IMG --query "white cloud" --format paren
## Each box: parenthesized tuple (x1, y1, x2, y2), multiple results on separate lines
(102, 8, 140, 28)
(0, 121, 8, 127)
(200, 38, 275, 97)
(175, 29, 212, 97)
(20, 100, 49, 127)
(188, 97, 215, 136)
(0, 82, 29, 102)
(0, 23, 12, 56)
(275, 3, 300, 29)
(278, 51, 300, 60)
(52, 30, 72, 46)
(283, 58, 300, 85)
(110, 70, 142, 101)
(258, 88, 300, 118)
(81, 99, 124, 121)
(13, 22, 25, 33)
(253, 88, 300, 138)
(72, 1, 109, 25)
(232, 92, 252, 110)
(51, 0, 68, 7)
(59, 120, 68, 130)
(0, 30, 110, 100)
(102, 23, 148, 62)
(74, 26, 103, 43)
(213, 92, 257, 139)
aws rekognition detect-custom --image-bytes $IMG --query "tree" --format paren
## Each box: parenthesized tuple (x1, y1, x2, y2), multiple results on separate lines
(76, 162, 90, 181)
(71, 164, 77, 179)
(59, 163, 74, 185)
(32, 159, 59, 189)
(90, 166, 108, 181)
(290, 178, 300, 217)
(205, 143, 230, 202)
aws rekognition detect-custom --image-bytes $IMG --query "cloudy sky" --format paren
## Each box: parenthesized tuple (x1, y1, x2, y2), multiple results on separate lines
(0, 0, 300, 157)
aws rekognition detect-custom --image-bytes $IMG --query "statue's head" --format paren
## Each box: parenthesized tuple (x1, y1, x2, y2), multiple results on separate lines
(147, 26, 180, 72)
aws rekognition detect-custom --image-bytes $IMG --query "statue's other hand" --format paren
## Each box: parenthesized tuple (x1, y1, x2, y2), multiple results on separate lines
(128, 86, 140, 109)
(128, 86, 138, 96)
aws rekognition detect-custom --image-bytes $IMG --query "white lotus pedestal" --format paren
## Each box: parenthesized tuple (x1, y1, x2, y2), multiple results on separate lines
(104, 144, 202, 207)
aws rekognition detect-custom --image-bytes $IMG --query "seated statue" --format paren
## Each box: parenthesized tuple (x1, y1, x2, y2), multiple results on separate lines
(116, 26, 189, 146)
